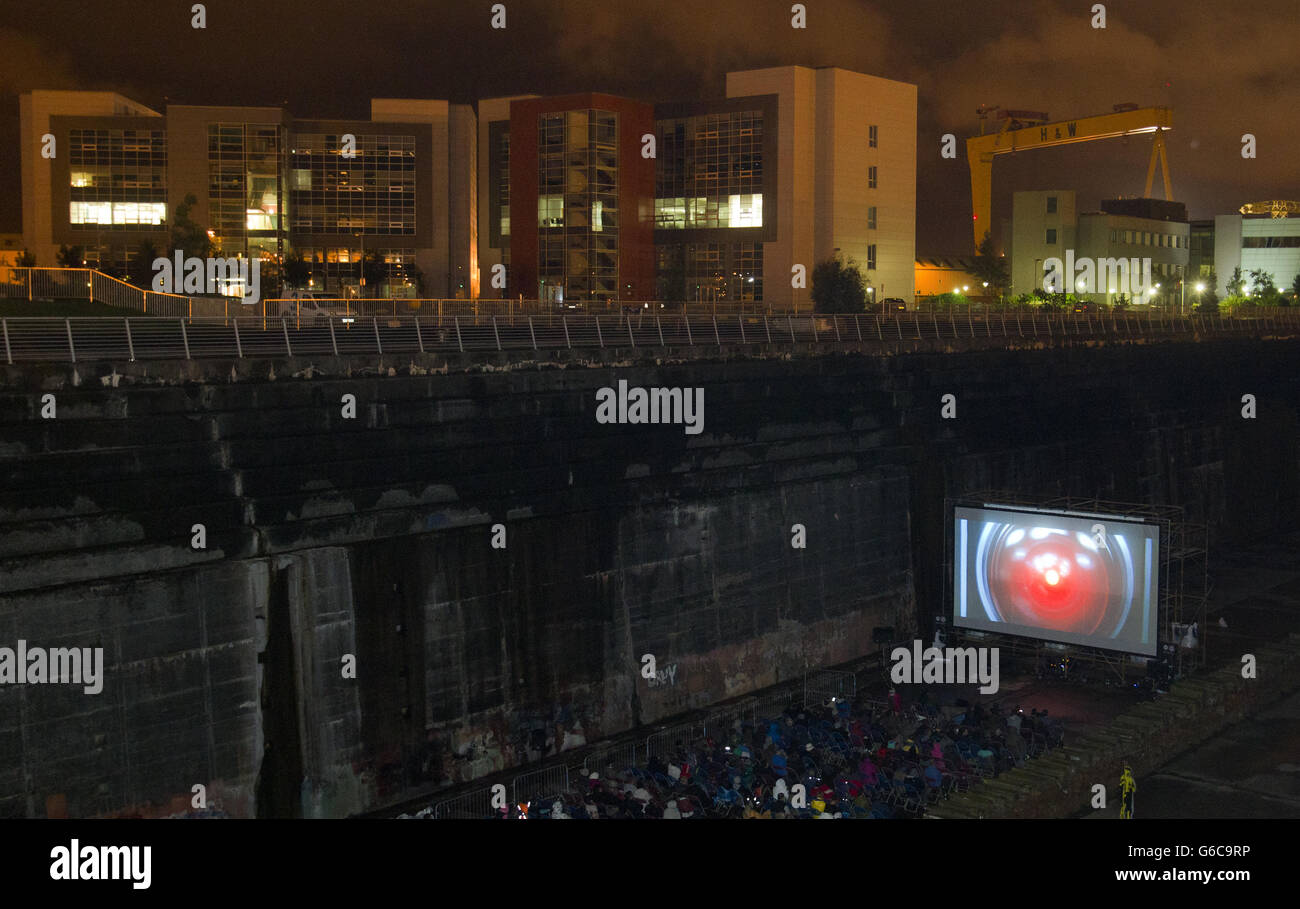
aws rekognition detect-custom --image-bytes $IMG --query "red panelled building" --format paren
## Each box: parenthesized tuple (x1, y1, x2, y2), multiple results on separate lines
(508, 94, 655, 303)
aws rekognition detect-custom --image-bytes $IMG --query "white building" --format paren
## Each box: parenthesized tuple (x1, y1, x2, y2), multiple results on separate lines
(726, 67, 917, 309)
(1011, 191, 1189, 306)
(1214, 213, 1300, 296)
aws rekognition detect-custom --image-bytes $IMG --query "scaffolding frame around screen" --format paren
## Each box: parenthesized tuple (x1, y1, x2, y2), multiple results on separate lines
(941, 492, 1208, 686)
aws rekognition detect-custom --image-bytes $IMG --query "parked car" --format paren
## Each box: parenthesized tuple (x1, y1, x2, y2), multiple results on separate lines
(883, 297, 908, 312)
(274, 295, 337, 322)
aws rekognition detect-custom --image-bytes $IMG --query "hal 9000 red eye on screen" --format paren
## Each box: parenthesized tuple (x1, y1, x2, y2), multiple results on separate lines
(953, 505, 1159, 656)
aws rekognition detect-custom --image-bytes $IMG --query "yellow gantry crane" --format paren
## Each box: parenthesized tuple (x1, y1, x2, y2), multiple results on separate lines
(966, 105, 1174, 250)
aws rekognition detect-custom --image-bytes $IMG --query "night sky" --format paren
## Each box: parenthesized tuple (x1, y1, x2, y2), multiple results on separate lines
(1, 0, 1296, 252)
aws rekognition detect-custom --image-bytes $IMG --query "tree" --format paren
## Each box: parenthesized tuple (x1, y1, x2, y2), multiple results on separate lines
(969, 231, 1010, 300)
(1226, 266, 1245, 298)
(127, 239, 161, 288)
(170, 193, 213, 260)
(56, 244, 85, 268)
(98, 259, 125, 280)
(1291, 274, 1300, 306)
(811, 256, 867, 314)
(920, 292, 966, 311)
(362, 251, 389, 297)
(405, 262, 426, 297)
(1248, 268, 1279, 306)
(656, 246, 686, 302)
(282, 251, 311, 289)
(16, 250, 36, 267)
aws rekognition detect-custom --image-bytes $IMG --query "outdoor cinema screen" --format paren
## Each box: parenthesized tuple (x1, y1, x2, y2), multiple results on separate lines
(953, 505, 1159, 656)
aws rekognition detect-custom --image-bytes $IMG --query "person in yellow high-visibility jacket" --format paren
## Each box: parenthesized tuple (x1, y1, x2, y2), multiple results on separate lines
(1119, 765, 1137, 819)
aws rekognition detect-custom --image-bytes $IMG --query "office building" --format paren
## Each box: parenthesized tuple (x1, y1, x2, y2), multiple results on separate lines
(1011, 191, 1190, 306)
(20, 90, 475, 298)
(476, 66, 918, 308)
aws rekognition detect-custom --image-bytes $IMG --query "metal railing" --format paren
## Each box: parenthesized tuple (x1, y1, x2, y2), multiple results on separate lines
(429, 786, 496, 820)
(510, 765, 569, 808)
(259, 297, 778, 320)
(581, 741, 641, 775)
(644, 722, 706, 762)
(2, 309, 1297, 365)
(1, 267, 205, 315)
(804, 669, 857, 707)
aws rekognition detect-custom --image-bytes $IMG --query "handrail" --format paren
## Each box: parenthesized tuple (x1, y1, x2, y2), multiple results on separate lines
(0, 311, 1294, 365)
(1, 266, 205, 316)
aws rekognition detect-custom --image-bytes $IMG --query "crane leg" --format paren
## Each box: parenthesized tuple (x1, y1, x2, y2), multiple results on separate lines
(1145, 132, 1173, 200)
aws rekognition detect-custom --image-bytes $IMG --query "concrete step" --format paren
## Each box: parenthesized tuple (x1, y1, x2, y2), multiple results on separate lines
(0, 470, 240, 525)
(0, 499, 247, 560)
(1, 441, 228, 487)
(0, 414, 215, 459)
(0, 531, 258, 594)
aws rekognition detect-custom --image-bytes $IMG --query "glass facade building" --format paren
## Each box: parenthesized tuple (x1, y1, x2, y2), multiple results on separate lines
(23, 91, 477, 298)
(535, 109, 620, 302)
(68, 128, 168, 231)
(287, 131, 421, 294)
(288, 133, 416, 236)
(207, 123, 285, 264)
(652, 98, 775, 303)
(65, 126, 168, 272)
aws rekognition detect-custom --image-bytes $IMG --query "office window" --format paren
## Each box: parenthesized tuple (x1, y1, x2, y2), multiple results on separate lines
(1046, 196, 1057, 214)
(868, 125, 878, 148)
(654, 108, 764, 230)
(538, 194, 564, 228)
(1045, 228, 1057, 245)
(867, 244, 877, 270)
(868, 166, 877, 189)
(868, 206, 877, 230)
(68, 128, 168, 233)
(288, 132, 415, 242)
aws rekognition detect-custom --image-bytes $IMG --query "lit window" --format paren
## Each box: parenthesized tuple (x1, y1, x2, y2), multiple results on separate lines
(247, 210, 274, 231)
(727, 194, 762, 228)
(70, 201, 166, 226)
(538, 195, 563, 228)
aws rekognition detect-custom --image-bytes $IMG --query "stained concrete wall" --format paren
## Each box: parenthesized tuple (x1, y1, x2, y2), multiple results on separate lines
(1, 338, 1297, 817)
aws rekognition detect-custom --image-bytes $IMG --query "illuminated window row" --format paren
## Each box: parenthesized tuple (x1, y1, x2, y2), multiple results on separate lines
(654, 194, 762, 230)
(70, 201, 167, 227)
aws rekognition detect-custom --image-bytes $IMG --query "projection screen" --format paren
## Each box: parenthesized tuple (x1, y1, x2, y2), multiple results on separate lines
(953, 504, 1160, 656)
